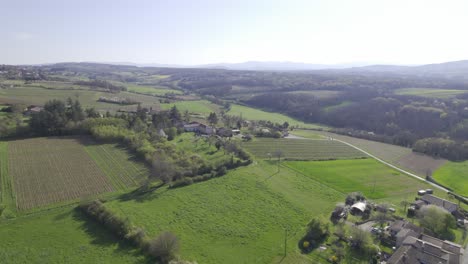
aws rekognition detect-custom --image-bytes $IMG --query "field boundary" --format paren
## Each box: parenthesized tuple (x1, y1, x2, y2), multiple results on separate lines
(0, 142, 16, 216)
(329, 137, 449, 192)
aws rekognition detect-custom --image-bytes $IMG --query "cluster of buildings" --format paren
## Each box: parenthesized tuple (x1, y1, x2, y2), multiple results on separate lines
(385, 193, 466, 264)
(183, 121, 240, 137)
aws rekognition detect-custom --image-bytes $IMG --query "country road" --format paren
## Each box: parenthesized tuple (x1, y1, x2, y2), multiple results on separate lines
(286, 134, 449, 193)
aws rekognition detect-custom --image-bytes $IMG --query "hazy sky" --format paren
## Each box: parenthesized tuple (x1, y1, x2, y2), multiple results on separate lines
(1, 0, 468, 65)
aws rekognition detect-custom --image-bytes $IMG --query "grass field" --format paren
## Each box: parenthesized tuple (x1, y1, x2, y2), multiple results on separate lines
(0, 207, 144, 263)
(286, 90, 341, 99)
(243, 138, 366, 160)
(8, 137, 115, 210)
(305, 130, 448, 177)
(227, 104, 327, 129)
(284, 159, 431, 200)
(0, 86, 160, 113)
(434, 161, 468, 196)
(106, 161, 344, 264)
(125, 83, 182, 96)
(84, 142, 149, 191)
(103, 158, 442, 263)
(160, 100, 219, 114)
(395, 88, 468, 98)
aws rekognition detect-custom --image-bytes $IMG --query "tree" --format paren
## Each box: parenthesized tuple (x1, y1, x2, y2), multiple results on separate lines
(418, 205, 456, 240)
(148, 232, 180, 263)
(166, 127, 177, 141)
(85, 107, 100, 118)
(349, 226, 372, 252)
(207, 112, 218, 126)
(169, 106, 181, 123)
(300, 216, 330, 252)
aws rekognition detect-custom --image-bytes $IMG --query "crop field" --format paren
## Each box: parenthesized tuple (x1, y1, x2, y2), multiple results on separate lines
(307, 130, 448, 177)
(0, 142, 15, 218)
(84, 142, 149, 191)
(0, 207, 144, 263)
(227, 104, 327, 129)
(0, 86, 160, 113)
(394, 88, 468, 98)
(160, 100, 220, 114)
(434, 161, 468, 196)
(310, 130, 412, 162)
(243, 138, 367, 160)
(8, 137, 114, 210)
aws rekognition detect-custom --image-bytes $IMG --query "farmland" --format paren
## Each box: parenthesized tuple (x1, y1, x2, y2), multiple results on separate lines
(84, 142, 149, 191)
(284, 159, 432, 200)
(0, 142, 15, 218)
(103, 158, 442, 263)
(433, 161, 468, 196)
(160, 100, 220, 114)
(243, 138, 366, 160)
(394, 88, 468, 98)
(227, 104, 327, 129)
(125, 83, 182, 96)
(0, 207, 144, 263)
(0, 86, 160, 113)
(8, 137, 115, 210)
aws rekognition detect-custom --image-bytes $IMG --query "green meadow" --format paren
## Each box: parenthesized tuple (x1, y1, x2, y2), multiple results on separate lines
(160, 100, 220, 114)
(434, 161, 468, 196)
(227, 104, 327, 129)
(394, 88, 468, 98)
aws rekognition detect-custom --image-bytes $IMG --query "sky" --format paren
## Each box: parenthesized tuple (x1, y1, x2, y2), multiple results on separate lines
(1, 0, 468, 65)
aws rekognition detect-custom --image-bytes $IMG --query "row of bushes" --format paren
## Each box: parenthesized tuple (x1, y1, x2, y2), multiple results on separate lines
(79, 200, 183, 263)
(169, 158, 253, 189)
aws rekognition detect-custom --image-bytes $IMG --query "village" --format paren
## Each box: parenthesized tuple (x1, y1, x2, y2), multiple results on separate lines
(326, 190, 468, 264)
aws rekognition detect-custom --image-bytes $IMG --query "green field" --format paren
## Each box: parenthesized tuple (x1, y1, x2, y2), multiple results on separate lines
(395, 88, 468, 98)
(284, 159, 432, 200)
(105, 161, 344, 264)
(0, 207, 144, 263)
(243, 138, 366, 160)
(286, 90, 341, 99)
(434, 161, 468, 196)
(160, 100, 219, 114)
(227, 104, 327, 129)
(0, 86, 160, 113)
(125, 83, 182, 96)
(84, 142, 149, 191)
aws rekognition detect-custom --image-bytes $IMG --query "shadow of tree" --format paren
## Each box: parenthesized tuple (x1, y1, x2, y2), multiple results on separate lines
(72, 209, 154, 263)
(117, 182, 166, 203)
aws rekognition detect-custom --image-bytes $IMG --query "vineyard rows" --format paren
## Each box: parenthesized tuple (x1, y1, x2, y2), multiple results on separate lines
(8, 138, 114, 210)
(243, 138, 367, 160)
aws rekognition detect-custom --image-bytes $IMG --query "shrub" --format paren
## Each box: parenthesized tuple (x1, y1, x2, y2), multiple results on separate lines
(148, 232, 180, 263)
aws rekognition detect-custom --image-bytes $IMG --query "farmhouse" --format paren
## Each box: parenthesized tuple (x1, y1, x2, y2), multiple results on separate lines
(183, 122, 216, 135)
(389, 220, 424, 247)
(387, 234, 464, 264)
(420, 194, 459, 214)
(24, 105, 43, 115)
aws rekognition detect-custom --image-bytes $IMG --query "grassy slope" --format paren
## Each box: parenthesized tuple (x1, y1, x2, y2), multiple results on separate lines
(104, 157, 441, 263)
(395, 88, 468, 98)
(0, 86, 160, 113)
(125, 84, 182, 96)
(0, 142, 16, 218)
(0, 208, 144, 264)
(84, 143, 149, 191)
(434, 161, 468, 196)
(227, 104, 326, 129)
(160, 100, 219, 114)
(106, 161, 343, 264)
(243, 138, 366, 160)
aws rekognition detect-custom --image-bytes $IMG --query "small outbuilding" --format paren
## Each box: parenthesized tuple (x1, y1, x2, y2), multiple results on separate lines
(350, 202, 367, 215)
